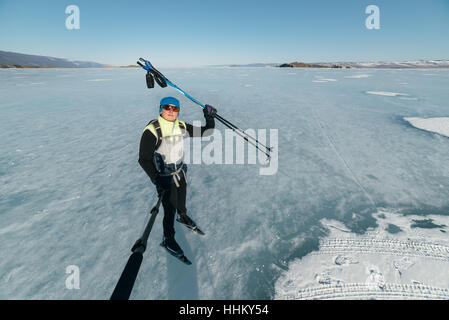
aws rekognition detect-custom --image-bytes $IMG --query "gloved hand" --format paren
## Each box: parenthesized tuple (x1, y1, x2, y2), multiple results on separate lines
(203, 104, 217, 119)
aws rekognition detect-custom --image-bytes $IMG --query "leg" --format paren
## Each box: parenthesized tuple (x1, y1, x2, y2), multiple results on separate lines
(161, 182, 184, 255)
(162, 185, 176, 238)
(176, 178, 197, 227)
(175, 177, 187, 215)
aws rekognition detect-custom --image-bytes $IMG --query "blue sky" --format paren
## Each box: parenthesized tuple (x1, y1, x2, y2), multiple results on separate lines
(0, 0, 448, 66)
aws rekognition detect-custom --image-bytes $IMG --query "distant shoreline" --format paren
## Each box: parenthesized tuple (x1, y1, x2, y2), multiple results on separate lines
(0, 64, 139, 69)
(2, 50, 448, 69)
(2, 63, 449, 70)
(227, 61, 352, 69)
(228, 60, 449, 69)
(278, 62, 352, 69)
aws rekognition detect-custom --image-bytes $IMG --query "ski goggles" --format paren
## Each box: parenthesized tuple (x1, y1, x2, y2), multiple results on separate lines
(161, 105, 180, 112)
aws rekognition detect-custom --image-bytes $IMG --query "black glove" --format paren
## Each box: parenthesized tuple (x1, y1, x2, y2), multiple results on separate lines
(203, 104, 217, 119)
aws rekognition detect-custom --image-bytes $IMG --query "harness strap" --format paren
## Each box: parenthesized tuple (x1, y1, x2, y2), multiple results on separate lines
(178, 121, 186, 132)
(170, 165, 187, 188)
(152, 120, 162, 150)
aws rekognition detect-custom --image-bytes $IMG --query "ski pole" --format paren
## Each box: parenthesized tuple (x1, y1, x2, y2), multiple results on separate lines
(217, 118, 272, 160)
(214, 113, 273, 154)
(137, 58, 273, 159)
(110, 191, 165, 300)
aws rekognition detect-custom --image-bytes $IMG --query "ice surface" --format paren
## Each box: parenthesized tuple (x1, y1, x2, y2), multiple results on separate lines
(0, 67, 448, 299)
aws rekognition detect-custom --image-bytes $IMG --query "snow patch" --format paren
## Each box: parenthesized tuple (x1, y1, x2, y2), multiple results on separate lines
(366, 91, 408, 97)
(313, 76, 338, 83)
(86, 79, 113, 82)
(345, 74, 371, 79)
(404, 117, 449, 138)
(275, 210, 449, 300)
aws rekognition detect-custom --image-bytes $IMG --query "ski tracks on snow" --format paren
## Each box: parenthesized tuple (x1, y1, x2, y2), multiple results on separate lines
(282, 282, 449, 300)
(277, 236, 449, 300)
(314, 237, 449, 261)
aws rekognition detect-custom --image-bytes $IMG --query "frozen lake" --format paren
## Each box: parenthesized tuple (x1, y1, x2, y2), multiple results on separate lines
(0, 67, 448, 299)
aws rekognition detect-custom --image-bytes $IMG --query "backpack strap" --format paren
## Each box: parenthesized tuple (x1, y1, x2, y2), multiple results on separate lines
(145, 119, 163, 150)
(178, 120, 186, 132)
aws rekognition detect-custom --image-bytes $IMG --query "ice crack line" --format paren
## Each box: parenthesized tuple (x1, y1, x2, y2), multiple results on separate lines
(310, 107, 376, 208)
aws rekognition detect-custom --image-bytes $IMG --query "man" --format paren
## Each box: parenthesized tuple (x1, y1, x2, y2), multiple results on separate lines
(138, 96, 216, 257)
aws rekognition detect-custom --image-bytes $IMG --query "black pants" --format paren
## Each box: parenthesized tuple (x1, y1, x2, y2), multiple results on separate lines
(161, 177, 187, 238)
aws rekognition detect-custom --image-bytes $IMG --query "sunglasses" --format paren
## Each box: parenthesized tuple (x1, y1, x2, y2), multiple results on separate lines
(161, 105, 180, 112)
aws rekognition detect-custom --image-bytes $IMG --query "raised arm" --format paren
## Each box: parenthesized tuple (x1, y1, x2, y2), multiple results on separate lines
(185, 104, 217, 137)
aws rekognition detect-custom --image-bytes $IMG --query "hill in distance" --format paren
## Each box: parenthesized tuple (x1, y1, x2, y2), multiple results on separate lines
(0, 50, 109, 68)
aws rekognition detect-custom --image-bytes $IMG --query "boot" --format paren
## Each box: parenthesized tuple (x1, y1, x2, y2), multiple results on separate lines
(161, 236, 183, 256)
(177, 213, 196, 228)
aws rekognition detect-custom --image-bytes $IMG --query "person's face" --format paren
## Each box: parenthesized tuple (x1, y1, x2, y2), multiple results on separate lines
(161, 105, 179, 122)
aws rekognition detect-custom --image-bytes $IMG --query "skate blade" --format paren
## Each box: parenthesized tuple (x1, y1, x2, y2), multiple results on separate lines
(176, 218, 205, 235)
(160, 243, 192, 265)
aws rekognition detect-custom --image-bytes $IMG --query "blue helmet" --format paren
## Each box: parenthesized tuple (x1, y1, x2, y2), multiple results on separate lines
(159, 96, 180, 113)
